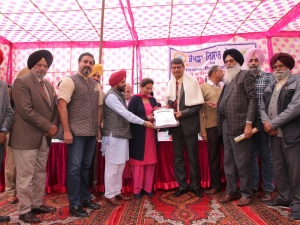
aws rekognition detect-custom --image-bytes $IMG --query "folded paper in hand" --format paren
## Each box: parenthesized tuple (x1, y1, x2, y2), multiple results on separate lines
(234, 127, 258, 143)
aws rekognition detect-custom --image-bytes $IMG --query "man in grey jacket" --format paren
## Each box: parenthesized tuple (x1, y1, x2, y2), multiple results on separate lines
(260, 52, 300, 221)
(0, 49, 14, 223)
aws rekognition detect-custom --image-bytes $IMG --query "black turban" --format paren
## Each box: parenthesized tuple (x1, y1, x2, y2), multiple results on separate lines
(27, 50, 53, 70)
(223, 48, 244, 66)
(270, 53, 295, 70)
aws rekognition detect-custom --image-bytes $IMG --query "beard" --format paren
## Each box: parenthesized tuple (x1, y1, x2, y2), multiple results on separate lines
(81, 66, 91, 75)
(249, 65, 261, 73)
(32, 69, 47, 79)
(224, 64, 241, 84)
(117, 84, 125, 92)
(274, 68, 290, 80)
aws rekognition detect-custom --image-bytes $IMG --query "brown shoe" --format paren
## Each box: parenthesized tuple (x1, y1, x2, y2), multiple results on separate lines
(218, 194, 240, 203)
(204, 188, 219, 195)
(116, 193, 131, 201)
(7, 195, 18, 204)
(261, 191, 272, 202)
(105, 197, 122, 206)
(237, 196, 252, 206)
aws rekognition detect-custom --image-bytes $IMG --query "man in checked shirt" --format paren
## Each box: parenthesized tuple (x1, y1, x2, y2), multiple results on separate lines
(244, 48, 275, 202)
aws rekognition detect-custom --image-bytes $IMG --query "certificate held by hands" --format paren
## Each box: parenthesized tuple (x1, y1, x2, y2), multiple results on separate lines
(153, 108, 179, 129)
(234, 127, 258, 143)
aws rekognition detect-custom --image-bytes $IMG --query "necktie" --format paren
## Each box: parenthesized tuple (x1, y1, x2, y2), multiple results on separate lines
(172, 81, 179, 112)
(40, 80, 51, 106)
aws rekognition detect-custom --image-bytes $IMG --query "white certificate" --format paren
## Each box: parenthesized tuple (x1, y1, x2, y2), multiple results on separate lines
(153, 108, 179, 128)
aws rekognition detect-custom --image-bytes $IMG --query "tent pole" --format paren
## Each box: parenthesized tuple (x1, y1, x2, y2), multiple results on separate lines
(99, 0, 106, 63)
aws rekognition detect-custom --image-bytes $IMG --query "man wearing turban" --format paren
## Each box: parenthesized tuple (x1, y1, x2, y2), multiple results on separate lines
(244, 48, 275, 202)
(217, 48, 257, 206)
(9, 50, 58, 223)
(260, 53, 300, 221)
(101, 70, 154, 206)
(58, 52, 102, 217)
(0, 49, 13, 223)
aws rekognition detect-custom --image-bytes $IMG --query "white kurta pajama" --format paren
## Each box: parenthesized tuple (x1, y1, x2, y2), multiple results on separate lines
(101, 94, 144, 198)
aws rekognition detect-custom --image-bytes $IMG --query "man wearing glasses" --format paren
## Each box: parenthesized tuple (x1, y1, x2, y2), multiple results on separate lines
(217, 49, 257, 206)
(165, 58, 204, 198)
(260, 53, 300, 221)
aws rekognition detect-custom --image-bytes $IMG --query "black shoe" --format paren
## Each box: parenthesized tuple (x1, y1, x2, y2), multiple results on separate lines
(32, 204, 56, 214)
(191, 189, 203, 197)
(265, 199, 290, 208)
(69, 205, 88, 217)
(134, 192, 144, 199)
(290, 211, 300, 220)
(172, 188, 189, 197)
(81, 200, 100, 210)
(0, 216, 10, 222)
(143, 190, 154, 197)
(19, 211, 40, 223)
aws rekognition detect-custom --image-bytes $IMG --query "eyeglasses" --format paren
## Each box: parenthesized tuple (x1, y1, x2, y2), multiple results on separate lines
(224, 59, 236, 64)
(171, 66, 183, 70)
(272, 64, 286, 70)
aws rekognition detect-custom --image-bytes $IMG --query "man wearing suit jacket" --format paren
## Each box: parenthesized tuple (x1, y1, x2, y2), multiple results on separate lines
(217, 49, 257, 206)
(165, 58, 204, 198)
(10, 50, 58, 223)
(0, 49, 13, 223)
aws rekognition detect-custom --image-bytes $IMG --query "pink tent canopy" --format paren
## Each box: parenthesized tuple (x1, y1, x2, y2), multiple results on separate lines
(0, 0, 300, 100)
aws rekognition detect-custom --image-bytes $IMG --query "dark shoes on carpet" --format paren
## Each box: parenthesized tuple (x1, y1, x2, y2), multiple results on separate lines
(19, 211, 40, 223)
(191, 189, 203, 197)
(143, 190, 154, 197)
(70, 205, 88, 217)
(265, 199, 290, 208)
(218, 194, 240, 203)
(116, 193, 131, 201)
(81, 200, 100, 209)
(237, 196, 252, 206)
(134, 192, 144, 199)
(290, 211, 300, 220)
(105, 197, 122, 206)
(204, 188, 219, 195)
(32, 204, 56, 214)
(260, 191, 272, 202)
(0, 216, 10, 223)
(173, 188, 189, 197)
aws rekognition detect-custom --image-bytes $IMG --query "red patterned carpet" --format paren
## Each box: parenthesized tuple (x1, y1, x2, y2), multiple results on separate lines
(1, 189, 300, 224)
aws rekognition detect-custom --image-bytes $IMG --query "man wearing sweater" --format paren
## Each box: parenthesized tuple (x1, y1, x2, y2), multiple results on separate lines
(200, 65, 224, 195)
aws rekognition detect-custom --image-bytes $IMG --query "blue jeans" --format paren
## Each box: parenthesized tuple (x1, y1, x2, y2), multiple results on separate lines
(67, 135, 96, 207)
(251, 121, 274, 191)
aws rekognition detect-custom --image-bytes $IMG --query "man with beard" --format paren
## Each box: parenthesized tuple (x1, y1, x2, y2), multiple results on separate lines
(244, 48, 275, 202)
(58, 52, 102, 217)
(101, 70, 154, 206)
(217, 49, 257, 206)
(10, 50, 58, 223)
(260, 53, 300, 221)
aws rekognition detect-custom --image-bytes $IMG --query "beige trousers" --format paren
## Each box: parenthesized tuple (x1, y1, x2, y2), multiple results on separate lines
(13, 136, 49, 215)
(5, 133, 16, 196)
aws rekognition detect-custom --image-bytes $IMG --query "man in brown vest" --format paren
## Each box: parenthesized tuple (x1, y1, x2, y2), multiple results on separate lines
(10, 50, 58, 223)
(58, 52, 102, 217)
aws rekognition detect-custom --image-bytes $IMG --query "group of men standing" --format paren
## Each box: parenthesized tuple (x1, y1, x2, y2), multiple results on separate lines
(0, 45, 300, 222)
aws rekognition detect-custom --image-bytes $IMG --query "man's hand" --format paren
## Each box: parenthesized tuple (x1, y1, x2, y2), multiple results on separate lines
(263, 121, 273, 133)
(205, 102, 217, 109)
(143, 121, 155, 129)
(201, 132, 208, 142)
(46, 125, 58, 137)
(64, 131, 73, 144)
(96, 128, 101, 141)
(268, 129, 277, 136)
(0, 133, 7, 145)
(244, 122, 253, 139)
(174, 111, 182, 119)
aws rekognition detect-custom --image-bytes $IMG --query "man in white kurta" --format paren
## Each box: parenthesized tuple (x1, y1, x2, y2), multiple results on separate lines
(101, 70, 154, 206)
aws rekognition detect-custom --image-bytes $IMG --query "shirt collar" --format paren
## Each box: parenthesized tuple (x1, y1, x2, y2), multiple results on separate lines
(207, 79, 220, 87)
